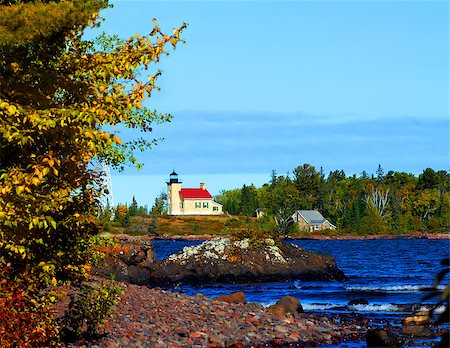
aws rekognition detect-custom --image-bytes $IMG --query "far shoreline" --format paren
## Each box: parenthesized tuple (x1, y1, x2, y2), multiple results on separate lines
(149, 233, 450, 241)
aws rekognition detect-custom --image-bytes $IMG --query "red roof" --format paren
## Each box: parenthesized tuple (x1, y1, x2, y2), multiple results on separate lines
(179, 188, 213, 199)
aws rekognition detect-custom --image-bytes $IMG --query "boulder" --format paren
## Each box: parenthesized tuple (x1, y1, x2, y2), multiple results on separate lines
(214, 292, 247, 304)
(348, 298, 369, 306)
(267, 295, 303, 317)
(401, 325, 435, 338)
(366, 328, 405, 347)
(152, 237, 345, 283)
(91, 236, 156, 285)
(402, 310, 430, 326)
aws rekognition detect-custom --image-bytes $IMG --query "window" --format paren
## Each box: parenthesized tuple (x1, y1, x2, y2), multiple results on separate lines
(195, 202, 201, 208)
(314, 224, 319, 230)
(213, 206, 218, 212)
(179, 202, 183, 209)
(203, 202, 209, 208)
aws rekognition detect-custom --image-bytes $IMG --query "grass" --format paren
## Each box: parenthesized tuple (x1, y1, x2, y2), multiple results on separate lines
(103, 215, 256, 237)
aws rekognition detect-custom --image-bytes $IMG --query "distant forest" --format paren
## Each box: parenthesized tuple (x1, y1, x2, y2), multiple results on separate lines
(216, 164, 450, 234)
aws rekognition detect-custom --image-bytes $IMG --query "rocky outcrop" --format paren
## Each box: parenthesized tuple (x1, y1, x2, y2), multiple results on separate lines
(152, 237, 345, 283)
(91, 236, 156, 285)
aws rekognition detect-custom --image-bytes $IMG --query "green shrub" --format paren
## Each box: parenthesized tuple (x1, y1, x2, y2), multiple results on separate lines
(231, 226, 278, 249)
(60, 281, 122, 342)
(192, 222, 201, 233)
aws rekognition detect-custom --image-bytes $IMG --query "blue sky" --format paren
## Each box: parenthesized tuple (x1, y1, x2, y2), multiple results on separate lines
(94, 0, 448, 205)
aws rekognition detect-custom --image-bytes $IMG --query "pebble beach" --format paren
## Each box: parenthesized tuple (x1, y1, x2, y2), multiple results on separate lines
(66, 280, 368, 347)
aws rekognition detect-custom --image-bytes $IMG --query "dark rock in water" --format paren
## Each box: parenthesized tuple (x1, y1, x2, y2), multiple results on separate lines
(152, 237, 346, 283)
(348, 298, 369, 306)
(91, 236, 156, 285)
(436, 331, 449, 348)
(267, 295, 303, 317)
(401, 325, 435, 338)
(366, 328, 405, 347)
(214, 291, 247, 304)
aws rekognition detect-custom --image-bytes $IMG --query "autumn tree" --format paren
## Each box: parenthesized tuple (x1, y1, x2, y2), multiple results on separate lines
(0, 0, 186, 344)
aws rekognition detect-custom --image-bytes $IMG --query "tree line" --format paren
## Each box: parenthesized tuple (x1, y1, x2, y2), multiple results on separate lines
(216, 164, 450, 235)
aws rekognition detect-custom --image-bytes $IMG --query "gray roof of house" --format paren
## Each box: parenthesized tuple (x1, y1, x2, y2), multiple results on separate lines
(296, 210, 326, 224)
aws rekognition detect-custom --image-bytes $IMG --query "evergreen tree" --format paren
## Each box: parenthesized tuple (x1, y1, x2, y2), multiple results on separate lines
(151, 192, 167, 215)
(293, 163, 321, 209)
(240, 184, 259, 217)
(128, 196, 139, 217)
(376, 164, 385, 183)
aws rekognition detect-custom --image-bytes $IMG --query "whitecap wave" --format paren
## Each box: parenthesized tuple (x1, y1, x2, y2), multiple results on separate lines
(345, 285, 446, 292)
(302, 303, 341, 310)
(348, 303, 404, 312)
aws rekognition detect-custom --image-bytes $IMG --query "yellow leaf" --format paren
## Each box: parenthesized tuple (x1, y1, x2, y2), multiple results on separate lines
(7, 105, 17, 114)
(16, 185, 25, 195)
(10, 62, 20, 73)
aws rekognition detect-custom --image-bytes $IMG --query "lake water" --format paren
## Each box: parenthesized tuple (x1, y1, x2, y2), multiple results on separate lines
(152, 238, 449, 346)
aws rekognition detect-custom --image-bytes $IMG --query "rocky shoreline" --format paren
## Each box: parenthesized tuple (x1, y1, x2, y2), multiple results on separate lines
(81, 234, 448, 347)
(61, 279, 448, 348)
(64, 279, 369, 348)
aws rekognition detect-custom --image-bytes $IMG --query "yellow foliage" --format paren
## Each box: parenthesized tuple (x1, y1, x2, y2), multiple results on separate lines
(0, 0, 187, 290)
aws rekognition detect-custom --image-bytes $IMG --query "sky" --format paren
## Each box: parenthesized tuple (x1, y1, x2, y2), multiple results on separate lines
(91, 0, 449, 205)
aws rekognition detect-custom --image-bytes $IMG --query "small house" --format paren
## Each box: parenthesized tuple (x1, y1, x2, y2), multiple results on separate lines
(292, 210, 336, 232)
(166, 171, 223, 215)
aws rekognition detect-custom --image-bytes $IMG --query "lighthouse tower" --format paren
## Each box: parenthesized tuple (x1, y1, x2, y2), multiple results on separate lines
(167, 170, 182, 215)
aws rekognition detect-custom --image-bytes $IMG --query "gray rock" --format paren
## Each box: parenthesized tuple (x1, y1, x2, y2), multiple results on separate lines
(245, 302, 265, 311)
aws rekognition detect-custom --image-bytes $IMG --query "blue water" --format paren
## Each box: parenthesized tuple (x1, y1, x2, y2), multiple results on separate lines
(153, 238, 449, 328)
